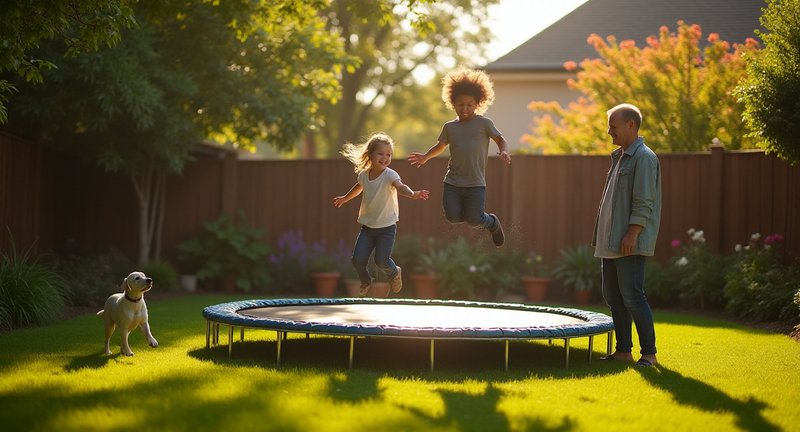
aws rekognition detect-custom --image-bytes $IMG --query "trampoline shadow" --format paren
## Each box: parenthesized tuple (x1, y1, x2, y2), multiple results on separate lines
(188, 335, 622, 379)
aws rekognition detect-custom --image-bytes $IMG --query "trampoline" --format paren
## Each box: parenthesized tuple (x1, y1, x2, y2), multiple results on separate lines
(203, 298, 615, 370)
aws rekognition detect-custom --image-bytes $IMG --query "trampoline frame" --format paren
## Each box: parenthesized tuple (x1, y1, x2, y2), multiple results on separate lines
(203, 298, 615, 370)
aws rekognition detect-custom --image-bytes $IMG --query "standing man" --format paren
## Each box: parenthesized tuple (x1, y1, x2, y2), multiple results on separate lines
(593, 103, 661, 367)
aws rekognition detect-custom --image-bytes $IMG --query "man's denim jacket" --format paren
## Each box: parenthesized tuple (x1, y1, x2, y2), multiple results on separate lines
(592, 137, 662, 256)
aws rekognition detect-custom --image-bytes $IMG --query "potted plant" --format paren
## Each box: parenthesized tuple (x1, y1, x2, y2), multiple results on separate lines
(520, 250, 552, 302)
(552, 244, 601, 305)
(341, 265, 362, 297)
(412, 238, 448, 299)
(435, 237, 491, 300)
(176, 211, 271, 292)
(308, 239, 350, 297)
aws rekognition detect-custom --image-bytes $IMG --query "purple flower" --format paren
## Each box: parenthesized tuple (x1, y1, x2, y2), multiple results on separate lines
(764, 233, 784, 245)
(671, 239, 681, 248)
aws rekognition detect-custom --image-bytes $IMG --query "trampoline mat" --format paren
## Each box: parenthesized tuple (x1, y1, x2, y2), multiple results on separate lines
(241, 303, 586, 329)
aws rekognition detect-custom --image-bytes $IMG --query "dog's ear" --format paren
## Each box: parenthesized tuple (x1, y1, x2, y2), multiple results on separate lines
(120, 277, 127, 292)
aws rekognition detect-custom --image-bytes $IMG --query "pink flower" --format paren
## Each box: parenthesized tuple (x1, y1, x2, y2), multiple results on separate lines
(563, 60, 578, 71)
(671, 239, 682, 248)
(708, 33, 720, 43)
(764, 234, 784, 245)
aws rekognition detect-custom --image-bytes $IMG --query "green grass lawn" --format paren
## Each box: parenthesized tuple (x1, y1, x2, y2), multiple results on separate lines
(1, 294, 798, 432)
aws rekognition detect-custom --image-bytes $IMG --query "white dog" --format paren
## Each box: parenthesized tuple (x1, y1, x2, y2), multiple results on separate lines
(97, 271, 159, 356)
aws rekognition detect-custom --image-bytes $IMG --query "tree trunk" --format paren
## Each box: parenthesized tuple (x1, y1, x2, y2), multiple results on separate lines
(131, 160, 167, 265)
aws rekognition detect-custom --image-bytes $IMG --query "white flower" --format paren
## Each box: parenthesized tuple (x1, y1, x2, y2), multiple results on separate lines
(687, 228, 696, 235)
(469, 265, 477, 273)
(676, 256, 689, 266)
(751, 233, 761, 241)
(734, 244, 742, 252)
(764, 245, 771, 250)
(691, 230, 706, 243)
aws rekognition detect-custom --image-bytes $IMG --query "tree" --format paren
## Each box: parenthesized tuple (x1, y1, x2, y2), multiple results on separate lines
(4, 0, 349, 264)
(736, 0, 800, 165)
(363, 73, 453, 156)
(522, 22, 760, 154)
(312, 0, 497, 157)
(0, 0, 137, 123)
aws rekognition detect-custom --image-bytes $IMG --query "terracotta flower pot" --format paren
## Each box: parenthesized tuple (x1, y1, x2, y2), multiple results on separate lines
(310, 272, 340, 297)
(343, 278, 363, 297)
(369, 281, 390, 298)
(410, 273, 439, 299)
(573, 289, 592, 305)
(521, 276, 551, 302)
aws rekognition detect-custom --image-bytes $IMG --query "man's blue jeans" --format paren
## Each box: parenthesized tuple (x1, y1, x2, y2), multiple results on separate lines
(352, 224, 398, 285)
(442, 183, 495, 230)
(601, 255, 657, 355)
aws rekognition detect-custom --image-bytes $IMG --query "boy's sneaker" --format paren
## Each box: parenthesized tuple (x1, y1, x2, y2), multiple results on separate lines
(489, 214, 505, 248)
(390, 266, 403, 293)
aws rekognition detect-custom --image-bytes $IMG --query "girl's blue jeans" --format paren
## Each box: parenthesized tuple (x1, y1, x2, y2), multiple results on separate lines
(601, 255, 657, 356)
(442, 183, 496, 230)
(352, 224, 398, 285)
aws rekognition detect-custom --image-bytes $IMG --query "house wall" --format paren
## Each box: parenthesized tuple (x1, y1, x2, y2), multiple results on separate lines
(485, 72, 578, 152)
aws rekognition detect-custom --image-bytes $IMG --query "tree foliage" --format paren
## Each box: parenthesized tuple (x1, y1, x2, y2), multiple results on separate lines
(523, 22, 760, 154)
(0, 0, 137, 123)
(313, 0, 497, 157)
(3, 0, 350, 264)
(736, 0, 800, 165)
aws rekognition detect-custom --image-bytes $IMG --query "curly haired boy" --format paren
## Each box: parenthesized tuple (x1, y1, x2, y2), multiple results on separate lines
(408, 68, 510, 247)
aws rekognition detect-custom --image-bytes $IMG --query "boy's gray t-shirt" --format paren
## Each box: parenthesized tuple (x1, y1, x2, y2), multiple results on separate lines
(437, 115, 502, 187)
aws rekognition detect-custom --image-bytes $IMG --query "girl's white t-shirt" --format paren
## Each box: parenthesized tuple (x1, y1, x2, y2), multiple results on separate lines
(357, 168, 401, 228)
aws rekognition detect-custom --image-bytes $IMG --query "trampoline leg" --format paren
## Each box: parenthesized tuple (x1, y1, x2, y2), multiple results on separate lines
(240, 327, 245, 342)
(504, 340, 509, 372)
(205, 320, 211, 349)
(276, 331, 283, 367)
(607, 331, 613, 355)
(564, 339, 570, 368)
(214, 323, 220, 345)
(588, 335, 594, 363)
(228, 326, 234, 358)
(349, 336, 355, 370)
(430, 340, 435, 372)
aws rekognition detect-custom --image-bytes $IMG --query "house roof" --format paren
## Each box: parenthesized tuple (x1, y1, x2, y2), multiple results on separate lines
(485, 0, 766, 72)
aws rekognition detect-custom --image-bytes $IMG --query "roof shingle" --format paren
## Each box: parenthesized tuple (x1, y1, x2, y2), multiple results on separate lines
(485, 0, 765, 72)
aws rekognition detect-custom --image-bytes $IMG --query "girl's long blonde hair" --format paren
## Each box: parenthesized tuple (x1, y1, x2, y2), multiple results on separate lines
(340, 132, 394, 173)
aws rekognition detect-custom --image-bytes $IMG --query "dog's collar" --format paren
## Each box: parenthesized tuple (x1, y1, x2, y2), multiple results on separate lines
(124, 290, 143, 303)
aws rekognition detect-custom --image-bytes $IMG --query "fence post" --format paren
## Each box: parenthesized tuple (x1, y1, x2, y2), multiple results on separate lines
(708, 139, 725, 254)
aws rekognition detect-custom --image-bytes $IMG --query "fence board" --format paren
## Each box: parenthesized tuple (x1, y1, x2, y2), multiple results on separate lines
(2, 131, 798, 266)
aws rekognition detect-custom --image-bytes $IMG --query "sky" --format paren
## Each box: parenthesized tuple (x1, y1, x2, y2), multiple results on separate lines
(485, 0, 588, 61)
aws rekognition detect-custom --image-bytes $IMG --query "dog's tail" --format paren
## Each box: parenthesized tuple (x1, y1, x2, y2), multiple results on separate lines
(96, 309, 105, 316)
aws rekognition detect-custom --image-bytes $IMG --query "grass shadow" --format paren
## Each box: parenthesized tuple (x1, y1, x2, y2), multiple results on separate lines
(637, 364, 779, 432)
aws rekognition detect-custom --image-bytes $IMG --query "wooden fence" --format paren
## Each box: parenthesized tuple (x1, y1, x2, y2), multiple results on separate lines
(1, 133, 798, 266)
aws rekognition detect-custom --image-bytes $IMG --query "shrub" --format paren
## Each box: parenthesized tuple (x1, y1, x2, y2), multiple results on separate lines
(487, 248, 525, 297)
(0, 243, 66, 330)
(644, 259, 682, 308)
(54, 249, 133, 307)
(392, 234, 424, 276)
(141, 260, 179, 292)
(670, 229, 729, 310)
(552, 244, 601, 293)
(724, 233, 798, 321)
(177, 211, 271, 292)
(268, 231, 314, 293)
(420, 237, 491, 299)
